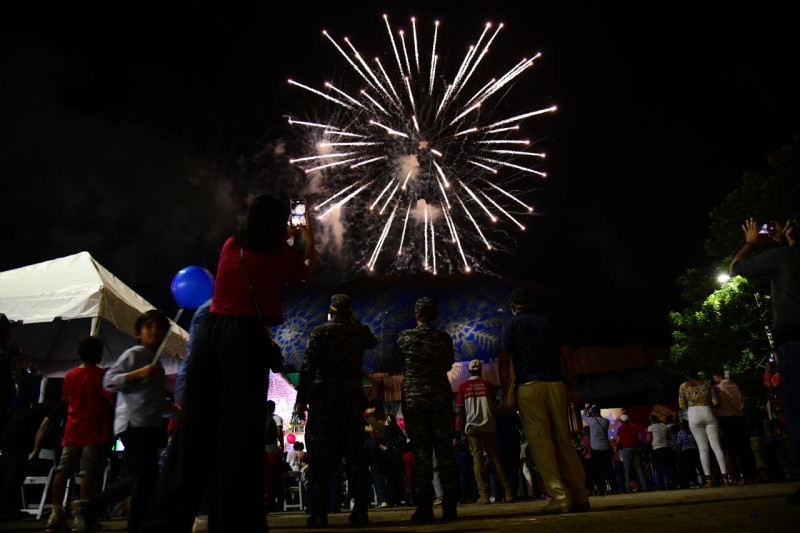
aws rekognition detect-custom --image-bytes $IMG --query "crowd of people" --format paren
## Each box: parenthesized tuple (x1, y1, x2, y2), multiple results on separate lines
(0, 198, 798, 532)
(577, 371, 798, 498)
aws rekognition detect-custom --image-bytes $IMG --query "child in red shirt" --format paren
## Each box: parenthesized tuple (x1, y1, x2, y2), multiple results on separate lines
(46, 336, 113, 531)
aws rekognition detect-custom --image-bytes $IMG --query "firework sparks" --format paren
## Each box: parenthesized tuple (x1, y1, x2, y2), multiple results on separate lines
(398, 202, 412, 255)
(318, 181, 373, 219)
(288, 15, 554, 273)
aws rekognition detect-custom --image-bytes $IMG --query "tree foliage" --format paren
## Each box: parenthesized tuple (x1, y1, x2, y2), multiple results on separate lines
(667, 277, 771, 397)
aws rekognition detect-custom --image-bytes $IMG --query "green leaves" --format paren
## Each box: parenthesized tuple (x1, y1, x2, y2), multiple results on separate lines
(667, 277, 770, 396)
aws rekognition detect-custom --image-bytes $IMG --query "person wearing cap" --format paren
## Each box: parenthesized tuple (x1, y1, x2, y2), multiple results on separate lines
(616, 414, 650, 492)
(295, 294, 377, 527)
(456, 359, 515, 504)
(393, 296, 458, 523)
(498, 288, 590, 514)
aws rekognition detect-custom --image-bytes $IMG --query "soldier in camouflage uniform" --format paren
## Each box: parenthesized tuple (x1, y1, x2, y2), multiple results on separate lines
(295, 294, 377, 527)
(393, 297, 458, 522)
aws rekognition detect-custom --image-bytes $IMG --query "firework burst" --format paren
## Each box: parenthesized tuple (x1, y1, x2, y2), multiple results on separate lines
(287, 14, 555, 275)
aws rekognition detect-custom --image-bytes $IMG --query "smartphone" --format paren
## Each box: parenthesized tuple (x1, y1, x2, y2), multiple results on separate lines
(759, 222, 775, 235)
(289, 199, 307, 228)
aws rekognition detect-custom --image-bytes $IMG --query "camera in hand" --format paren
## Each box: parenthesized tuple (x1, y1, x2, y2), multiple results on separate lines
(759, 221, 775, 235)
(289, 199, 307, 228)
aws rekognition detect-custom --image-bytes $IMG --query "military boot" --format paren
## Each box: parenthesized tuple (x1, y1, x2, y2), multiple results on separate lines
(410, 492, 435, 523)
(348, 501, 369, 526)
(307, 510, 328, 527)
(441, 497, 457, 521)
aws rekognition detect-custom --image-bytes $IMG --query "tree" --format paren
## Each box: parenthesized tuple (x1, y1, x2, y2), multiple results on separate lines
(667, 277, 771, 397)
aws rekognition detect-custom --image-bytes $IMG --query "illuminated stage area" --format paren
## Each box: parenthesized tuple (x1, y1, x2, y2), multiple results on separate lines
(273, 274, 548, 373)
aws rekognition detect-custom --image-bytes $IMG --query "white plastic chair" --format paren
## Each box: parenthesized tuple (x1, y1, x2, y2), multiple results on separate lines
(20, 448, 56, 519)
(283, 470, 304, 511)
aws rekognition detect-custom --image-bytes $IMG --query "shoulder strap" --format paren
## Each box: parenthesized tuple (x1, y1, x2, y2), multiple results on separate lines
(593, 416, 610, 436)
(240, 247, 265, 325)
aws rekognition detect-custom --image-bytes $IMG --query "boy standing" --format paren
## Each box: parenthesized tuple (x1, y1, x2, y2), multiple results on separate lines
(46, 336, 113, 531)
(74, 310, 173, 533)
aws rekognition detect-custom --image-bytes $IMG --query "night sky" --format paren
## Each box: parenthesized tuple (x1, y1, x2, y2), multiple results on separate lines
(2, 1, 799, 344)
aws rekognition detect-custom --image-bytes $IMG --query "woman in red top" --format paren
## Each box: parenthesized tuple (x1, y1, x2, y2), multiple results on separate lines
(143, 195, 314, 533)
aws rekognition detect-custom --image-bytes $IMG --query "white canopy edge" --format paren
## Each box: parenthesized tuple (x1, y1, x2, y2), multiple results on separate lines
(0, 251, 188, 358)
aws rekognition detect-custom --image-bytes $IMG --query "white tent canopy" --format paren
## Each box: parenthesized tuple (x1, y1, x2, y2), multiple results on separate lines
(0, 251, 187, 376)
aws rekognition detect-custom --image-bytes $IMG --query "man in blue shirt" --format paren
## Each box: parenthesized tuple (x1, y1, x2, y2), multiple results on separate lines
(498, 288, 590, 514)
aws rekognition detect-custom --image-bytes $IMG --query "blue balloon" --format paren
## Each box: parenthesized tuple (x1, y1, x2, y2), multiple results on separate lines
(170, 266, 214, 309)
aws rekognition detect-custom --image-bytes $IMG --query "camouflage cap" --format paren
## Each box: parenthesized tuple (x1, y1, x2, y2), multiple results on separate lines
(329, 293, 352, 315)
(414, 296, 437, 321)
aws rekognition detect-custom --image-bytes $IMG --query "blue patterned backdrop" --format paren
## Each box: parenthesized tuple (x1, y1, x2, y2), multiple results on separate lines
(272, 275, 553, 372)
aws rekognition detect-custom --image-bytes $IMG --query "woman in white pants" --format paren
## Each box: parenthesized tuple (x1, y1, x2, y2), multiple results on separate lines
(678, 369, 731, 487)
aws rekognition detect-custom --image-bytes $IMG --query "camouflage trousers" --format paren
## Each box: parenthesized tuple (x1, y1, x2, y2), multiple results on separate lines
(403, 395, 458, 505)
(305, 401, 371, 514)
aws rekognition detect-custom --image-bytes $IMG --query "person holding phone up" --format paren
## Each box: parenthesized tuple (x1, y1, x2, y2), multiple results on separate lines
(730, 215, 800, 504)
(142, 195, 315, 532)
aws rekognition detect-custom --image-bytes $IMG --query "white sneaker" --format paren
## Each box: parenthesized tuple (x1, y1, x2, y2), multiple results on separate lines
(45, 507, 67, 531)
(71, 500, 88, 533)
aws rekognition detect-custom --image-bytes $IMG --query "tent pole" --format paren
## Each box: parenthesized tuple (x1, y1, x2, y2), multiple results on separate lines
(152, 308, 184, 365)
(90, 316, 100, 336)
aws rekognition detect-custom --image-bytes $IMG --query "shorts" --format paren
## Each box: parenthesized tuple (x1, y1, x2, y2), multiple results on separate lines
(55, 443, 108, 477)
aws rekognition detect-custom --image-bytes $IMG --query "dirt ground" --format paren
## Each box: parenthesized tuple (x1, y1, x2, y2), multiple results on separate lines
(3, 481, 799, 532)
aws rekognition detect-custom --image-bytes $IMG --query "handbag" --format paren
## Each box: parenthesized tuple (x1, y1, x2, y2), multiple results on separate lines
(240, 247, 285, 373)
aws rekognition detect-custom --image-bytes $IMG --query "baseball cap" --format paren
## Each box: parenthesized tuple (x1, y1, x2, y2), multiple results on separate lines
(329, 294, 352, 314)
(620, 414, 630, 423)
(468, 359, 482, 372)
